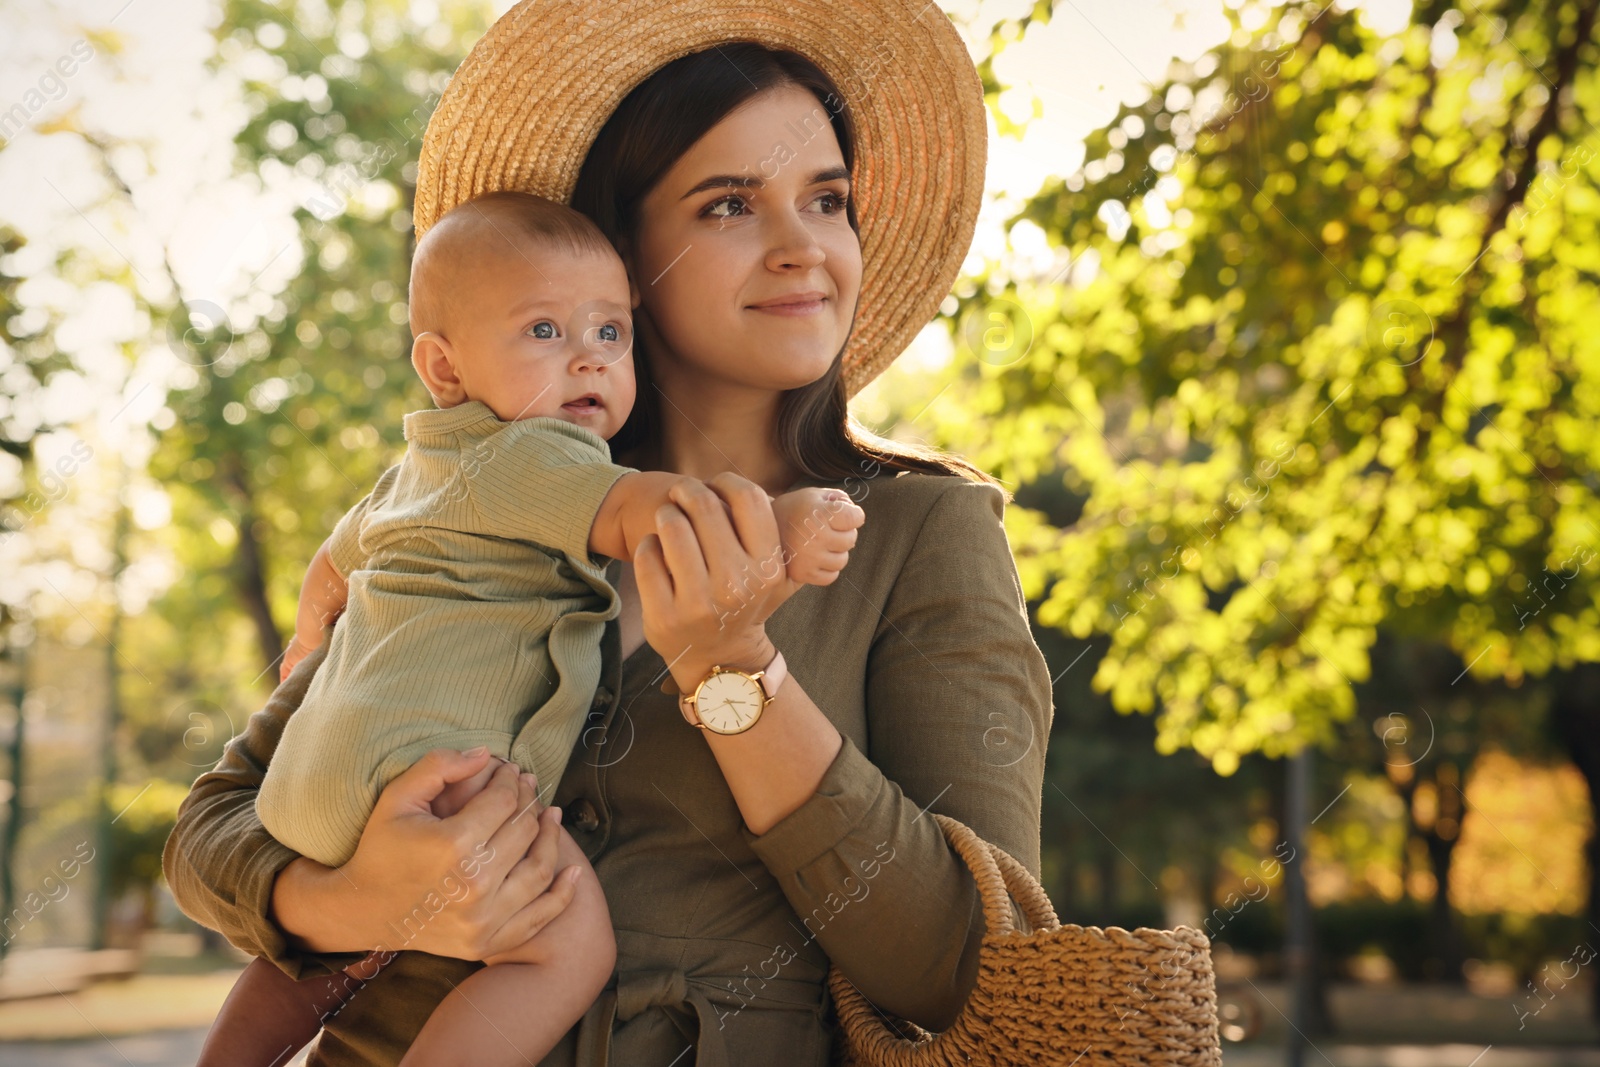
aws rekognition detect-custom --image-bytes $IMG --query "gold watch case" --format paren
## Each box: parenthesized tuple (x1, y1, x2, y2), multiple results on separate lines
(680, 665, 772, 735)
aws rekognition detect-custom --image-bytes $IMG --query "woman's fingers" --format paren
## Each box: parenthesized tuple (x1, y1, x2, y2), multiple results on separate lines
(705, 471, 782, 563)
(340, 752, 536, 961)
(375, 746, 496, 819)
(633, 534, 676, 602)
(486, 866, 580, 957)
(483, 806, 572, 948)
(654, 501, 711, 596)
(502, 804, 563, 890)
(634, 535, 698, 667)
(429, 757, 503, 820)
(463, 766, 542, 885)
(665, 479, 748, 576)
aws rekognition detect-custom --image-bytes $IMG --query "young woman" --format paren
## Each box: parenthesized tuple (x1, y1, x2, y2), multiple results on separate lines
(163, 5, 1053, 1065)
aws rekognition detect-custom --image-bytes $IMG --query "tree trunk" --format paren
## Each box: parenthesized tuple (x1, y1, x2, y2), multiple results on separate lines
(1095, 837, 1117, 925)
(1422, 829, 1464, 981)
(223, 460, 284, 676)
(1549, 662, 1600, 1024)
(1055, 840, 1075, 918)
(0, 630, 26, 963)
(1282, 749, 1333, 1051)
(1426, 758, 1465, 982)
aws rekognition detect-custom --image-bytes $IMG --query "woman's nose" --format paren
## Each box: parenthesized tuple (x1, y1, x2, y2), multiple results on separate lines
(764, 209, 826, 272)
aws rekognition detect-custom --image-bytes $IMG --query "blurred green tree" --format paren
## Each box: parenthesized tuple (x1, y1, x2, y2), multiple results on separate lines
(17, 2, 497, 944)
(929, 0, 1599, 994)
(1339, 635, 1565, 978)
(0, 228, 96, 959)
(146, 0, 488, 684)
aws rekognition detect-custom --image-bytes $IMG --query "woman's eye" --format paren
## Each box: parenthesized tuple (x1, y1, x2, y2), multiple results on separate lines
(703, 194, 749, 220)
(812, 191, 851, 214)
(528, 321, 556, 339)
(597, 323, 619, 342)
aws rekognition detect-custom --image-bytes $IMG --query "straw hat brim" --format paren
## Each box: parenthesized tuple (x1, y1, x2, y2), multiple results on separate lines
(413, 0, 987, 398)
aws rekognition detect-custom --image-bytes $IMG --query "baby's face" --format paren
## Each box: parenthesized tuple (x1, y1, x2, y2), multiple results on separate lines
(447, 242, 637, 437)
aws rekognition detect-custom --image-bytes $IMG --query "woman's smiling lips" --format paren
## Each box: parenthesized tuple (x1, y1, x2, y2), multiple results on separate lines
(748, 290, 828, 316)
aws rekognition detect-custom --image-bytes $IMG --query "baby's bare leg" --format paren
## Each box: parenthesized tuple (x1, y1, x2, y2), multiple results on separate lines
(397, 824, 615, 1067)
(198, 951, 390, 1067)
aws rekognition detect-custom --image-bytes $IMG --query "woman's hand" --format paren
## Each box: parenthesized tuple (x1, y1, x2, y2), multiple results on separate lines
(271, 748, 581, 961)
(430, 753, 537, 820)
(632, 473, 849, 837)
(633, 472, 800, 692)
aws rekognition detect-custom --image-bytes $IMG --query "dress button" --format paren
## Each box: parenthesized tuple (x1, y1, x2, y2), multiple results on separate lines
(568, 798, 600, 833)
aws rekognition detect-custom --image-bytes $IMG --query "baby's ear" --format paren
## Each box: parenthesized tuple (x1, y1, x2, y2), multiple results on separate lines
(411, 331, 466, 407)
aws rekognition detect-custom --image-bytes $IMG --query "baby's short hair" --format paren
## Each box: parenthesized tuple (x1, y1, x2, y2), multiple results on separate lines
(408, 191, 619, 337)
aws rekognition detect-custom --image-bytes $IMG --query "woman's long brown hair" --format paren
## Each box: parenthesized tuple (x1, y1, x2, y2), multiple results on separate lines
(569, 42, 1001, 493)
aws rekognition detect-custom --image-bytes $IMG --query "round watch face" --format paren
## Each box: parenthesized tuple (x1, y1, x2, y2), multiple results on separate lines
(693, 670, 765, 734)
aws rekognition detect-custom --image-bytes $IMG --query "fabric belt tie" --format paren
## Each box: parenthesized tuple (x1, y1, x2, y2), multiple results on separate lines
(573, 965, 824, 1066)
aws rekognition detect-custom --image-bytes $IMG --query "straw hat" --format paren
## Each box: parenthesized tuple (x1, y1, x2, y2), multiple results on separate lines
(413, 0, 987, 398)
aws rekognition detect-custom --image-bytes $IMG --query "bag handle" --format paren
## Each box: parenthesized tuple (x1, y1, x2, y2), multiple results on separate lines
(826, 815, 1062, 1063)
(983, 825, 1061, 935)
(931, 813, 1059, 937)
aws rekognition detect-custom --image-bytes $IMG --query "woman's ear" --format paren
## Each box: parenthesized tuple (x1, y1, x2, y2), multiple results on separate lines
(411, 331, 468, 407)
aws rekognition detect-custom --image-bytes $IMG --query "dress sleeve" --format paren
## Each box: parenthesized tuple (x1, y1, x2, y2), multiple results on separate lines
(741, 478, 1053, 1031)
(160, 635, 366, 981)
(465, 418, 632, 562)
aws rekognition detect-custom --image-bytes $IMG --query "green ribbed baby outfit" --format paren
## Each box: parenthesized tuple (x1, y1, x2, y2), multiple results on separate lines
(257, 400, 631, 868)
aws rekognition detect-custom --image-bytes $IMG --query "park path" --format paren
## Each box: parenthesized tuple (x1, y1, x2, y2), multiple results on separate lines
(5, 1034, 1600, 1066)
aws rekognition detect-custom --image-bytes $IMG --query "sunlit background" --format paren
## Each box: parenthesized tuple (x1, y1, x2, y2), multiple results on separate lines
(1, 0, 1597, 1063)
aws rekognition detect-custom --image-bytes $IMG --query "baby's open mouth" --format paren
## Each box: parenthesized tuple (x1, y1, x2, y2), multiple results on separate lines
(562, 394, 603, 412)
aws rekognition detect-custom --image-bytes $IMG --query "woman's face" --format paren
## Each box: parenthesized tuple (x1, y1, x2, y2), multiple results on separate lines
(626, 85, 863, 394)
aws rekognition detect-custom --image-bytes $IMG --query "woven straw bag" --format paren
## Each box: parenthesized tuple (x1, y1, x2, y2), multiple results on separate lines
(829, 813, 1222, 1066)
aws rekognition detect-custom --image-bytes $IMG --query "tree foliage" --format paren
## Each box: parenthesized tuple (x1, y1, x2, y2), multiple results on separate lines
(147, 0, 487, 681)
(934, 0, 1600, 773)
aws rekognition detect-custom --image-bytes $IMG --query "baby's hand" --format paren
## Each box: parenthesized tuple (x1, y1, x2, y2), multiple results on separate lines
(772, 488, 865, 587)
(279, 634, 317, 683)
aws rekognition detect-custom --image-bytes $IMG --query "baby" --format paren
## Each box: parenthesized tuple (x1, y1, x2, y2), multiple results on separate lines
(197, 190, 865, 1067)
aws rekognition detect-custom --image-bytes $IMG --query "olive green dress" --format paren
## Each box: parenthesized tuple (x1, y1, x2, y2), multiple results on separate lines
(162, 469, 1054, 1066)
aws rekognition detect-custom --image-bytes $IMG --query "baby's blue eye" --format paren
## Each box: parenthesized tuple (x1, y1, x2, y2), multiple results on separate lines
(597, 324, 619, 342)
(529, 321, 556, 339)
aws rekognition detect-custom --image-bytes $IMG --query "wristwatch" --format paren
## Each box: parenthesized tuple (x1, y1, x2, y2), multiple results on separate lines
(679, 649, 787, 735)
